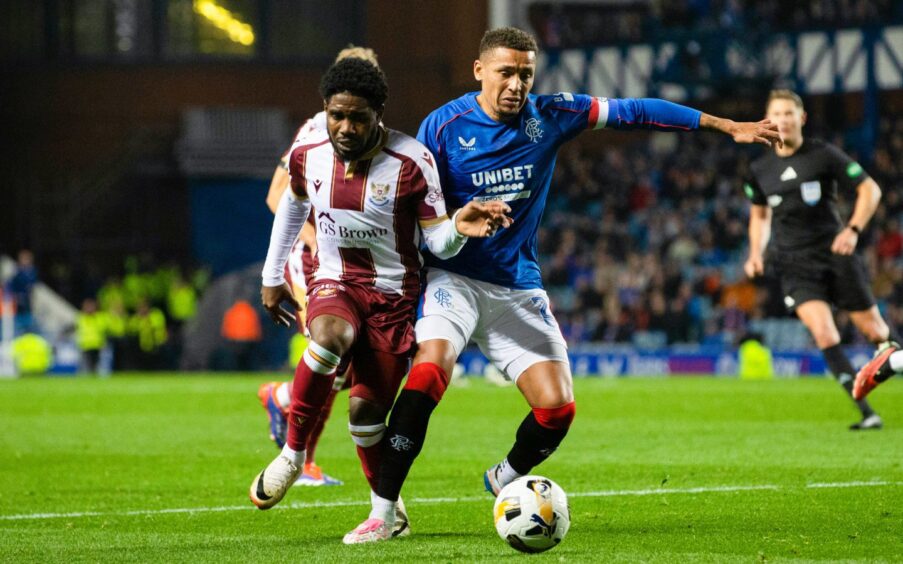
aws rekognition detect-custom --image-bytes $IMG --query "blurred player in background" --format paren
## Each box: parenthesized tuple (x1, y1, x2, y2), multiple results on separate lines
(247, 57, 512, 542)
(256, 46, 379, 487)
(855, 343, 903, 399)
(743, 90, 898, 431)
(344, 26, 783, 543)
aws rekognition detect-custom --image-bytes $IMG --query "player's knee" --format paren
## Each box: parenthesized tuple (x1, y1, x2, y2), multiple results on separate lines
(300, 340, 342, 375)
(413, 337, 459, 373)
(403, 362, 450, 403)
(348, 397, 388, 426)
(532, 402, 576, 431)
(862, 320, 889, 343)
(810, 327, 840, 349)
(348, 422, 386, 448)
(308, 315, 355, 356)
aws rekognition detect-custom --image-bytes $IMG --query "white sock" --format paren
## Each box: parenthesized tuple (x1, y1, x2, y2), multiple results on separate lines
(495, 458, 522, 488)
(275, 382, 291, 410)
(304, 342, 341, 374)
(280, 444, 306, 467)
(369, 490, 396, 523)
(890, 350, 903, 372)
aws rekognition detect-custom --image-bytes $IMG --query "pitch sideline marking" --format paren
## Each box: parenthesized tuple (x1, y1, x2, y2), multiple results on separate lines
(1, 480, 900, 522)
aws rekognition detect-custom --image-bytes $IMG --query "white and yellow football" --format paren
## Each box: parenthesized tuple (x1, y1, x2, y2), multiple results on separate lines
(492, 475, 570, 553)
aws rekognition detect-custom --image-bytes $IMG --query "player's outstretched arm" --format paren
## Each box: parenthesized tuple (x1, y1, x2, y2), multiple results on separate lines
(601, 98, 781, 147)
(261, 188, 309, 327)
(699, 114, 782, 147)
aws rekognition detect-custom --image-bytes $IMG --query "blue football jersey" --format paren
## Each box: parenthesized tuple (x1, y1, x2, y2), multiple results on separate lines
(417, 91, 615, 289)
(418, 92, 701, 289)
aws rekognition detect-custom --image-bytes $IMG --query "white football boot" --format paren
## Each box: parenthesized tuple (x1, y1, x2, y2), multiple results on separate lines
(249, 455, 301, 509)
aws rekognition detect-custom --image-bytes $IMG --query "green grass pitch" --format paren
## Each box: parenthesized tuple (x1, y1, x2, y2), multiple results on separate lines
(1, 374, 902, 562)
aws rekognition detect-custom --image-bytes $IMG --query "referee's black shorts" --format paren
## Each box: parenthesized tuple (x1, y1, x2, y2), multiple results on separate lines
(774, 247, 875, 312)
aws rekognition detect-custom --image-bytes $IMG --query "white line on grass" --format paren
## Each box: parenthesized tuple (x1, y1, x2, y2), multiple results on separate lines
(2, 480, 900, 522)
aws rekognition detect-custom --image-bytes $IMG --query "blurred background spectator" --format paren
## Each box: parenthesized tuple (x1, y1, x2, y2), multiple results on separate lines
(1, 0, 901, 373)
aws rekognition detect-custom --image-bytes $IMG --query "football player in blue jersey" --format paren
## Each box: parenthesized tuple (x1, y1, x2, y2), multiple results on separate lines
(344, 26, 783, 543)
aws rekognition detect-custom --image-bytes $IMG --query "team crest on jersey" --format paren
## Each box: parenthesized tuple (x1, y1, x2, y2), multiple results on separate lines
(368, 182, 391, 206)
(800, 180, 821, 205)
(525, 118, 544, 143)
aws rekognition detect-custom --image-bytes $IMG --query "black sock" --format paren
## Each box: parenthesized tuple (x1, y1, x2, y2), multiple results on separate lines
(876, 347, 899, 384)
(375, 390, 438, 502)
(505, 411, 570, 475)
(872, 329, 901, 384)
(822, 344, 874, 417)
(875, 363, 896, 383)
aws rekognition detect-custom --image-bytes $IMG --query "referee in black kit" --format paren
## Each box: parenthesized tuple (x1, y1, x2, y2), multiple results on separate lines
(743, 90, 898, 430)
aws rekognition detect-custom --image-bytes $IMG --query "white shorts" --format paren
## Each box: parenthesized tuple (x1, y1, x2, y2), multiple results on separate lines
(416, 268, 569, 382)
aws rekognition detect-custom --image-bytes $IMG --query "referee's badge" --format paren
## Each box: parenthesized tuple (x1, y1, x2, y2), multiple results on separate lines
(800, 180, 822, 206)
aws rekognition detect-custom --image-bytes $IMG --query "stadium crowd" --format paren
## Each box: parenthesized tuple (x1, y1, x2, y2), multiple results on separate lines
(539, 113, 903, 348)
(7, 113, 901, 370)
(529, 0, 902, 48)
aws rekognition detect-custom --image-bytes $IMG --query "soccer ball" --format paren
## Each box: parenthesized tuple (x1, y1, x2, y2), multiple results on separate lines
(493, 475, 570, 553)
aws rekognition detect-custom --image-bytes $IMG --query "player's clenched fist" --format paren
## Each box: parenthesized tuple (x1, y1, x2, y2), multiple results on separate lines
(454, 201, 514, 238)
(261, 283, 301, 327)
(743, 255, 765, 279)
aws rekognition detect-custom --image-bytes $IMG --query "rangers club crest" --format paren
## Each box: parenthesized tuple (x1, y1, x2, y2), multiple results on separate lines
(525, 118, 544, 143)
(369, 182, 391, 206)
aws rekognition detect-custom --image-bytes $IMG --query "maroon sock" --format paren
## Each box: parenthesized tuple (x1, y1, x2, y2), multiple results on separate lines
(286, 359, 336, 452)
(305, 387, 338, 463)
(356, 443, 382, 491)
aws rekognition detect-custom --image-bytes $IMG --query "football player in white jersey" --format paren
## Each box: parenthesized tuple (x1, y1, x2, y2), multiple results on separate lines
(248, 57, 512, 543)
(346, 26, 782, 543)
(256, 46, 380, 488)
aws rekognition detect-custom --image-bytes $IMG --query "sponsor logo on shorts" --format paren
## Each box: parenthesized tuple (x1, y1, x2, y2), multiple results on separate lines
(313, 284, 344, 299)
(784, 295, 796, 308)
(767, 194, 783, 207)
(434, 287, 453, 309)
(530, 296, 554, 327)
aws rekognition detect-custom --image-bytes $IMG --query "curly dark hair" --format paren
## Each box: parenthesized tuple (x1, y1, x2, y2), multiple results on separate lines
(319, 57, 388, 110)
(479, 27, 538, 56)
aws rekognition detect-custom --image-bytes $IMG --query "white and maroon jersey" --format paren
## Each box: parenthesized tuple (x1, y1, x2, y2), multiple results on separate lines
(280, 115, 327, 290)
(280, 112, 327, 171)
(288, 127, 447, 298)
(285, 218, 315, 296)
